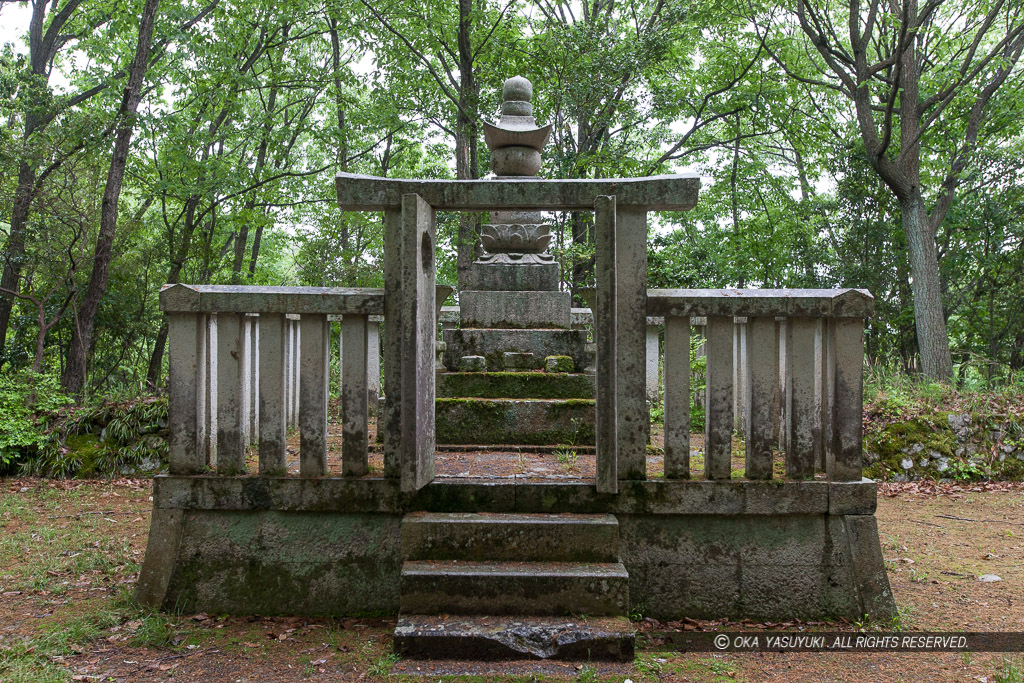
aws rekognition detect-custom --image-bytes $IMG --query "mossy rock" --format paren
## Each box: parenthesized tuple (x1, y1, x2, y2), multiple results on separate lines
(544, 355, 574, 373)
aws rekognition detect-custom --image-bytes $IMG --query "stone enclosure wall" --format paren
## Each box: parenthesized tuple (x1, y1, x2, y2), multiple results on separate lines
(138, 476, 894, 621)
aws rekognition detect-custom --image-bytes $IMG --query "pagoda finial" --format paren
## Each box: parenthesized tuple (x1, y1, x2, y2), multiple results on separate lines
(482, 76, 552, 177)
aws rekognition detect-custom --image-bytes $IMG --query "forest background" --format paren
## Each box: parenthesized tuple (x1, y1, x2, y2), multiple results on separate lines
(0, 0, 1022, 410)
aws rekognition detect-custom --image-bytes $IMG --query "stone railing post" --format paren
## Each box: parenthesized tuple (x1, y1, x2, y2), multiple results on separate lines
(216, 312, 247, 473)
(341, 314, 369, 476)
(828, 317, 864, 481)
(259, 313, 288, 475)
(743, 317, 777, 480)
(167, 312, 207, 474)
(663, 315, 689, 479)
(594, 195, 618, 492)
(704, 316, 733, 480)
(299, 314, 330, 476)
(249, 314, 260, 444)
(785, 317, 821, 479)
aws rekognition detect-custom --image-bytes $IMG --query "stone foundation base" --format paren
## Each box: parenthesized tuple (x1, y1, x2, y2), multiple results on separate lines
(137, 476, 896, 622)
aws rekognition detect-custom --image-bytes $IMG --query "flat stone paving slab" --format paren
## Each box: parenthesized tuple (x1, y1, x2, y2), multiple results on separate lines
(394, 614, 635, 661)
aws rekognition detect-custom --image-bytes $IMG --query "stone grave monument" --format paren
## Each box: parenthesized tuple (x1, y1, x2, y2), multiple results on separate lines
(436, 76, 596, 446)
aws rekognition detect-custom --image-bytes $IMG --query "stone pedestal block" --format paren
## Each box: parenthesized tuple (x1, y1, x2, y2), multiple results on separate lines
(467, 261, 559, 291)
(460, 290, 571, 329)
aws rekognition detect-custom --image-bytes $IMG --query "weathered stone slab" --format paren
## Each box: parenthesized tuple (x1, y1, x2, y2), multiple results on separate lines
(399, 560, 629, 616)
(435, 398, 595, 445)
(460, 290, 571, 328)
(335, 172, 700, 211)
(133, 508, 184, 608)
(845, 514, 897, 619)
(436, 372, 594, 399)
(662, 316, 689, 479)
(216, 313, 246, 473)
(401, 512, 619, 562)
(617, 514, 829, 567)
(160, 283, 384, 315)
(704, 316, 733, 480)
(502, 351, 535, 370)
(164, 510, 401, 615)
(394, 615, 634, 661)
(154, 476, 843, 516)
(167, 313, 206, 475)
(459, 355, 487, 371)
(258, 313, 288, 476)
(468, 261, 559, 291)
(829, 479, 877, 515)
(647, 288, 874, 319)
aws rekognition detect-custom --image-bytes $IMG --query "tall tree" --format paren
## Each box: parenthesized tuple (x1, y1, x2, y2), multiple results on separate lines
(62, 0, 162, 394)
(0, 0, 113, 363)
(764, 0, 1024, 379)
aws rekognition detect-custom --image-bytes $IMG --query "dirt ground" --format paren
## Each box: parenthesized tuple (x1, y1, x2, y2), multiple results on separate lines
(2, 472, 1023, 682)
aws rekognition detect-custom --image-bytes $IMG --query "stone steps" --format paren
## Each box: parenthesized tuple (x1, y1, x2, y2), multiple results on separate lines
(435, 398, 595, 445)
(401, 512, 618, 562)
(393, 614, 635, 661)
(436, 371, 595, 399)
(399, 560, 629, 616)
(394, 511, 634, 660)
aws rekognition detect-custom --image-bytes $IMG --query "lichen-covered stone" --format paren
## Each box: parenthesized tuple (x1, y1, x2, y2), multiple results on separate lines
(544, 355, 574, 373)
(436, 371, 594, 399)
(459, 355, 487, 372)
(502, 352, 535, 370)
(435, 397, 595, 445)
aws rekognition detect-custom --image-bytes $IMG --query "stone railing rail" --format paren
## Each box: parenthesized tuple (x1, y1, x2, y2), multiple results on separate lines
(647, 288, 872, 482)
(161, 284, 384, 478)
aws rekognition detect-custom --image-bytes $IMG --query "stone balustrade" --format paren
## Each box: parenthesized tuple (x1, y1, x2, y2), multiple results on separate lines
(647, 288, 873, 482)
(160, 284, 384, 477)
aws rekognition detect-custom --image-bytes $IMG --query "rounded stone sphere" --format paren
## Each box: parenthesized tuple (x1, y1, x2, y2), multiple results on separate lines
(503, 76, 532, 102)
(491, 145, 542, 176)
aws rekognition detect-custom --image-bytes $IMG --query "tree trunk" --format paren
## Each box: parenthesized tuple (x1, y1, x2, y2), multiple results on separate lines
(62, 0, 161, 395)
(0, 160, 36, 362)
(901, 194, 953, 380)
(454, 0, 479, 290)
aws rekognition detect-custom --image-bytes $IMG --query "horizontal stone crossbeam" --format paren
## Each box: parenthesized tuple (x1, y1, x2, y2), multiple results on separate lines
(160, 284, 384, 315)
(335, 172, 700, 211)
(647, 288, 874, 318)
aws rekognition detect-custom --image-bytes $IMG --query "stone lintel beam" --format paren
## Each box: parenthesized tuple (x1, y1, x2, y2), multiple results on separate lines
(160, 284, 384, 315)
(335, 172, 700, 211)
(647, 288, 874, 319)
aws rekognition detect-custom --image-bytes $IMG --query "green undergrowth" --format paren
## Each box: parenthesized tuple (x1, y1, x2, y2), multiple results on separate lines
(863, 367, 1024, 482)
(0, 370, 168, 478)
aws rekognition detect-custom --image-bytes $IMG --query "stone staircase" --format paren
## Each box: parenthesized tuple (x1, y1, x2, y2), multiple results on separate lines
(394, 512, 635, 661)
(435, 370, 595, 445)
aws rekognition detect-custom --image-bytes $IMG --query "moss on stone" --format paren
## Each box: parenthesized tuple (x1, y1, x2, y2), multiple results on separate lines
(437, 372, 594, 399)
(435, 398, 596, 445)
(544, 355, 574, 372)
(864, 408, 1024, 481)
